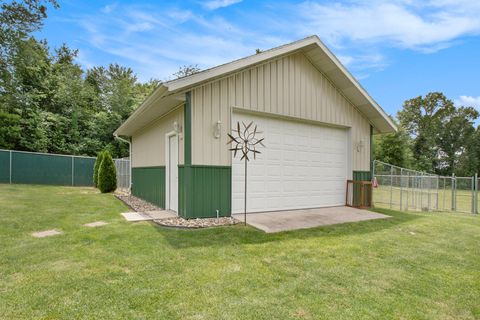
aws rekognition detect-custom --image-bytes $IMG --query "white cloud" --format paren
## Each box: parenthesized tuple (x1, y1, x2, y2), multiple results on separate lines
(203, 0, 242, 10)
(455, 96, 480, 109)
(70, 1, 480, 82)
(296, 1, 480, 51)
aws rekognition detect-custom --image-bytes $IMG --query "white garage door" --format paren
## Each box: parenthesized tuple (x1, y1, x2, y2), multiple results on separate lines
(232, 112, 350, 214)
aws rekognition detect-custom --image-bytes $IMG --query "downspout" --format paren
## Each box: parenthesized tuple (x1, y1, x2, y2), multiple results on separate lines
(114, 134, 132, 191)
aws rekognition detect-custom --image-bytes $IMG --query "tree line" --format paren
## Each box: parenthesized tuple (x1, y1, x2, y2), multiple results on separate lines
(374, 92, 480, 176)
(0, 0, 158, 158)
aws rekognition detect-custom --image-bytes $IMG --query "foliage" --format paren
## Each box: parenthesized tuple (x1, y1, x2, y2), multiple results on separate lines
(171, 64, 201, 79)
(380, 92, 480, 176)
(97, 150, 117, 193)
(92, 150, 104, 187)
(436, 107, 478, 175)
(373, 127, 413, 168)
(0, 1, 160, 158)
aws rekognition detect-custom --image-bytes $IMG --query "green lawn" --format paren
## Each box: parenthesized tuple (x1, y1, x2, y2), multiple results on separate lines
(1, 184, 479, 319)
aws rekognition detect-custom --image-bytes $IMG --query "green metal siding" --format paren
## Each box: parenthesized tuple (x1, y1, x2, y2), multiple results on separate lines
(353, 171, 371, 181)
(12, 152, 73, 185)
(179, 165, 231, 219)
(132, 166, 166, 208)
(73, 157, 96, 186)
(0, 150, 9, 183)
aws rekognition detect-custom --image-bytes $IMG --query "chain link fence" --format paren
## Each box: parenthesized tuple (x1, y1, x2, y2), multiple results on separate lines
(114, 158, 131, 191)
(373, 160, 478, 214)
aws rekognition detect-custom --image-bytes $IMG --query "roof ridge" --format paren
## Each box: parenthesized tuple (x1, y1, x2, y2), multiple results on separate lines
(164, 35, 318, 85)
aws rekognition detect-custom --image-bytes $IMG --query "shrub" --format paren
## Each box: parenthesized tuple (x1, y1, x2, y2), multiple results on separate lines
(97, 151, 117, 193)
(93, 151, 105, 187)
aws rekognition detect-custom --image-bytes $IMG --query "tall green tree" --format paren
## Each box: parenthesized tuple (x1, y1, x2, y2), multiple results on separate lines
(436, 106, 478, 175)
(373, 127, 413, 168)
(397, 92, 455, 172)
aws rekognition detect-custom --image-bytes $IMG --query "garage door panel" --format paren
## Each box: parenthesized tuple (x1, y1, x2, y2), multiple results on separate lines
(232, 112, 349, 213)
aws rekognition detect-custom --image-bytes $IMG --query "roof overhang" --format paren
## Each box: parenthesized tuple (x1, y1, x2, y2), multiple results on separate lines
(115, 35, 396, 137)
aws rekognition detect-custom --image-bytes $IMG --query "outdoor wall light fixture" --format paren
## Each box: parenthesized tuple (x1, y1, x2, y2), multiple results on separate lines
(214, 120, 222, 139)
(356, 139, 365, 152)
(173, 121, 182, 134)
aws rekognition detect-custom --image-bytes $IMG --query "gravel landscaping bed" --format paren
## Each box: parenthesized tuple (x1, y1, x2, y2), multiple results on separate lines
(116, 193, 238, 228)
(115, 194, 161, 212)
(154, 217, 238, 229)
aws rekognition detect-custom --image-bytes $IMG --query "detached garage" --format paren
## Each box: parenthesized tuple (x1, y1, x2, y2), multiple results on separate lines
(114, 35, 396, 219)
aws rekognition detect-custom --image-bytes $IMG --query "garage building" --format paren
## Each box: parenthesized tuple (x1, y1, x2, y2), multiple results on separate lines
(114, 35, 396, 218)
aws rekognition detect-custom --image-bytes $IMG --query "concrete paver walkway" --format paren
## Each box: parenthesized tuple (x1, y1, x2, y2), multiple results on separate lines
(233, 206, 390, 233)
(121, 210, 177, 222)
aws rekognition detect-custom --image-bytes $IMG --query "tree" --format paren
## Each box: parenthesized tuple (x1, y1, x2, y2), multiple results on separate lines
(457, 126, 480, 176)
(1, 0, 58, 97)
(373, 127, 413, 168)
(172, 64, 201, 79)
(93, 151, 105, 187)
(397, 92, 455, 172)
(436, 106, 478, 175)
(97, 151, 117, 193)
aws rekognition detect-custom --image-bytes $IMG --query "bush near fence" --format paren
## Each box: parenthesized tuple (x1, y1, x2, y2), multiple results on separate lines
(0, 149, 130, 189)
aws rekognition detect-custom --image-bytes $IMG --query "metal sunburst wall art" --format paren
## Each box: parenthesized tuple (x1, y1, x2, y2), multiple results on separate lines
(228, 121, 265, 225)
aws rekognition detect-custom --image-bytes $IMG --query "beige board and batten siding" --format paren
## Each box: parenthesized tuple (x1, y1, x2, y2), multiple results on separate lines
(131, 106, 184, 167)
(190, 51, 371, 170)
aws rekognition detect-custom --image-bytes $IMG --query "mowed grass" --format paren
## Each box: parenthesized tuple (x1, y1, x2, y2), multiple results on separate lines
(1, 184, 479, 319)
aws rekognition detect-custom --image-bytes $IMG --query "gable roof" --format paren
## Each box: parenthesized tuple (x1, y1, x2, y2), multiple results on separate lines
(115, 35, 397, 136)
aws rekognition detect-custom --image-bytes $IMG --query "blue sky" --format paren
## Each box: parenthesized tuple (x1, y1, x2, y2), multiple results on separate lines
(38, 0, 480, 118)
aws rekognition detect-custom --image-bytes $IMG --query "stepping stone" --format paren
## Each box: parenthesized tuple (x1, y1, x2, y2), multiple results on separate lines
(32, 229, 63, 238)
(83, 221, 109, 227)
(121, 211, 177, 222)
(121, 212, 153, 222)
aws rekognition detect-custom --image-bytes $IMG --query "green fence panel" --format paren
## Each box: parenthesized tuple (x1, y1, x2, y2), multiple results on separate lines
(12, 151, 72, 185)
(132, 167, 165, 208)
(0, 150, 9, 183)
(73, 157, 96, 186)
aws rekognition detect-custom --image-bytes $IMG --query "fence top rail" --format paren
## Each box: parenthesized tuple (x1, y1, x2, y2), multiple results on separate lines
(0, 148, 97, 159)
(375, 174, 440, 178)
(1, 148, 129, 162)
(373, 159, 437, 177)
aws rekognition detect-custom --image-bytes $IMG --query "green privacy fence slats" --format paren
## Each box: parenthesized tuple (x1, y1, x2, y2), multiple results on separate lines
(179, 165, 231, 219)
(0, 150, 10, 183)
(0, 149, 96, 186)
(132, 167, 166, 208)
(73, 157, 96, 186)
(13, 152, 72, 185)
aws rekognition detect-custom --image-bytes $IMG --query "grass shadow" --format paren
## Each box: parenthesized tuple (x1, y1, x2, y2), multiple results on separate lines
(155, 208, 423, 249)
